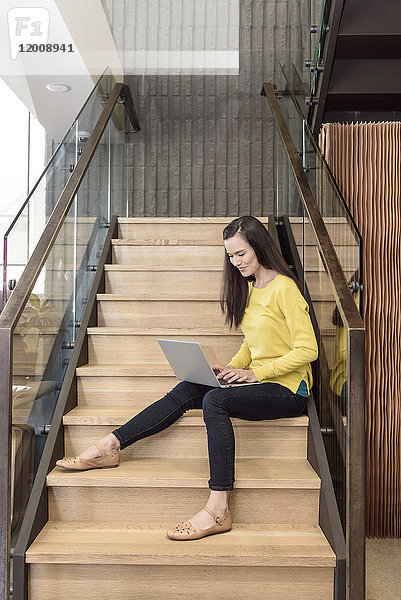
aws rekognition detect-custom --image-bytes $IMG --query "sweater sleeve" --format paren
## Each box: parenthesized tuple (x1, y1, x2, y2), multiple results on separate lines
(252, 285, 318, 382)
(227, 338, 252, 369)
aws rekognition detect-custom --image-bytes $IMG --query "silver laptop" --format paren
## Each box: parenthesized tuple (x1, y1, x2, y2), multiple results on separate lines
(157, 339, 261, 388)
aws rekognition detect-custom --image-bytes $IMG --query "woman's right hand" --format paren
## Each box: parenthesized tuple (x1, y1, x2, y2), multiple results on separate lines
(212, 364, 235, 379)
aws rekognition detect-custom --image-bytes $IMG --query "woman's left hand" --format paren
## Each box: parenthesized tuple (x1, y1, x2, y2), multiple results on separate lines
(219, 368, 258, 384)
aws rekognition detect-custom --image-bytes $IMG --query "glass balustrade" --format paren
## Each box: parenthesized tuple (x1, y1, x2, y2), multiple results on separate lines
(7, 79, 128, 563)
(2, 68, 117, 309)
(264, 81, 365, 597)
(273, 74, 362, 312)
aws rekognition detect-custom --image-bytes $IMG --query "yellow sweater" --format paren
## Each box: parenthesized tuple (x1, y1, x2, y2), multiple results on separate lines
(228, 274, 318, 394)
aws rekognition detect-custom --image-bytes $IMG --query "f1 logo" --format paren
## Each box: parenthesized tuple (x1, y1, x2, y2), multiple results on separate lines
(8, 8, 50, 59)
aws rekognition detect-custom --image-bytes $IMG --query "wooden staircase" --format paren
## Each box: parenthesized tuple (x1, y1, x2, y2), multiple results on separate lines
(25, 217, 336, 599)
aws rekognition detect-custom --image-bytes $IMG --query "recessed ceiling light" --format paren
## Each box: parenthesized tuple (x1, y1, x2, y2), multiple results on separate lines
(46, 83, 71, 93)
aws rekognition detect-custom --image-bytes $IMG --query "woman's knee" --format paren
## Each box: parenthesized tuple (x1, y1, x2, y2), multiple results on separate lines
(167, 381, 205, 412)
(202, 388, 228, 414)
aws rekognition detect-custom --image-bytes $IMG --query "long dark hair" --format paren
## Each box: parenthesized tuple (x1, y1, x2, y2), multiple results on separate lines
(220, 216, 302, 329)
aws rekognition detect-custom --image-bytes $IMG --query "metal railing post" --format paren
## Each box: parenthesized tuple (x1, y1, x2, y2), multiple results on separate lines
(347, 328, 366, 599)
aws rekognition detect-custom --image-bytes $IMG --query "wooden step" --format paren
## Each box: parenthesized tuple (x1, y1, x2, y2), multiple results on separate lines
(97, 295, 226, 328)
(27, 521, 334, 599)
(47, 457, 320, 525)
(96, 293, 338, 330)
(116, 215, 355, 250)
(86, 328, 240, 365)
(62, 407, 308, 459)
(288, 215, 359, 246)
(117, 216, 269, 244)
(26, 521, 335, 566)
(104, 266, 223, 295)
(29, 561, 334, 600)
(112, 238, 234, 246)
(76, 363, 175, 377)
(104, 265, 354, 299)
(48, 456, 320, 489)
(112, 244, 226, 267)
(76, 374, 177, 406)
(48, 486, 321, 527)
(295, 244, 359, 273)
(111, 240, 357, 271)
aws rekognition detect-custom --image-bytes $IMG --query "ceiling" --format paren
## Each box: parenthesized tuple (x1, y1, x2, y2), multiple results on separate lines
(0, 0, 123, 141)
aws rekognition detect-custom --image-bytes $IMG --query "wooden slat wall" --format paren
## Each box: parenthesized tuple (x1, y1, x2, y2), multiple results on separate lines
(320, 122, 401, 538)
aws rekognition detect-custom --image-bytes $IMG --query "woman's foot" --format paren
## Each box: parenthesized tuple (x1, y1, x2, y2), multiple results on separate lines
(78, 434, 120, 459)
(56, 434, 121, 471)
(167, 506, 232, 541)
(188, 505, 227, 530)
(167, 491, 231, 540)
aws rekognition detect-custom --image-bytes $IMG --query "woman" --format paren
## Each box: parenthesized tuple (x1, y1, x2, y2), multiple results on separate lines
(56, 216, 318, 541)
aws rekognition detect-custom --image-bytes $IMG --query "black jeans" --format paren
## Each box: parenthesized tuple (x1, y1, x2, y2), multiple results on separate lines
(112, 381, 308, 491)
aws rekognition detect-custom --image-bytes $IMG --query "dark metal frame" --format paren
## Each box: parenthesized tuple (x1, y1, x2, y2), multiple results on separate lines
(262, 82, 365, 600)
(0, 81, 140, 600)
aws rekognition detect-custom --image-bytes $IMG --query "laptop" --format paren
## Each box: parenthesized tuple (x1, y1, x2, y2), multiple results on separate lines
(157, 339, 261, 388)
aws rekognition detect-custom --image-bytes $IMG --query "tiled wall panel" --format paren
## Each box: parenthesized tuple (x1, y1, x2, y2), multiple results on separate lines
(101, 0, 309, 216)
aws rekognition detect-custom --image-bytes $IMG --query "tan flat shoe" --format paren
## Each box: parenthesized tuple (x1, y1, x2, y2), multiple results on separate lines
(56, 442, 120, 471)
(167, 506, 232, 540)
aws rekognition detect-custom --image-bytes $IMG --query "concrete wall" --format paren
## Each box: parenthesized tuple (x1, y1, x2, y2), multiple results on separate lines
(101, 0, 310, 216)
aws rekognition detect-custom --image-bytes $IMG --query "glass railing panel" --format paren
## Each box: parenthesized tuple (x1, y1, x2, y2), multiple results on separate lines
(12, 196, 79, 434)
(2, 68, 115, 309)
(272, 91, 363, 309)
(272, 113, 362, 534)
(282, 0, 312, 92)
(274, 119, 303, 218)
(3, 125, 77, 307)
(302, 211, 348, 527)
(310, 0, 330, 96)
(109, 102, 128, 219)
(275, 123, 346, 528)
(71, 133, 110, 337)
(10, 97, 126, 554)
(266, 82, 365, 596)
(278, 0, 330, 107)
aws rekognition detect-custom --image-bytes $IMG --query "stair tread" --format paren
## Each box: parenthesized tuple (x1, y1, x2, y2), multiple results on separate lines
(63, 405, 309, 427)
(117, 217, 269, 224)
(48, 457, 320, 489)
(105, 265, 223, 272)
(112, 238, 355, 247)
(112, 239, 224, 246)
(76, 363, 175, 377)
(25, 521, 335, 566)
(87, 327, 237, 336)
(96, 293, 337, 303)
(96, 294, 221, 302)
